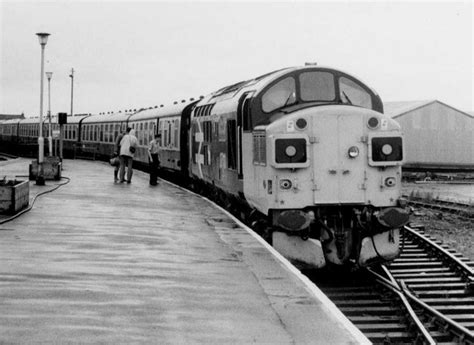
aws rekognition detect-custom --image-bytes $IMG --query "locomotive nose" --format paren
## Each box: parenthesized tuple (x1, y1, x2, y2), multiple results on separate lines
(310, 112, 367, 204)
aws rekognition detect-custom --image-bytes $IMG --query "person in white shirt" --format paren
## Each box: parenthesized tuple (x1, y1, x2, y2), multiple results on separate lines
(119, 127, 138, 183)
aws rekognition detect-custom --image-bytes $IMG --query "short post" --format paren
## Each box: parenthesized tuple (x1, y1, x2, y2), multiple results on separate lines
(58, 112, 67, 162)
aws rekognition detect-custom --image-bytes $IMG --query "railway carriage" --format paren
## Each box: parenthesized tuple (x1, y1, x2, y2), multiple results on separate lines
(0, 118, 21, 145)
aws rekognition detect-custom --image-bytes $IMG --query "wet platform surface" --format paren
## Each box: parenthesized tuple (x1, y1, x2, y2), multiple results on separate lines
(0, 158, 368, 344)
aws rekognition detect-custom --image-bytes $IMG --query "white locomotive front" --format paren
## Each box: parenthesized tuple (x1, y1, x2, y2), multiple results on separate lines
(236, 66, 409, 268)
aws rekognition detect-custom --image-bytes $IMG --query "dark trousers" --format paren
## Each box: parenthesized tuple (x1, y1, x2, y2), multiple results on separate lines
(149, 153, 159, 185)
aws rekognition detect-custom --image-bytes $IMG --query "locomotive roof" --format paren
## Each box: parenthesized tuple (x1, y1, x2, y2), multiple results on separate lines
(205, 65, 379, 103)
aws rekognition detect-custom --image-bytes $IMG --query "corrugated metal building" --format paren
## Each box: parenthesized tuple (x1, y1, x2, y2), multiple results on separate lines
(384, 100, 473, 171)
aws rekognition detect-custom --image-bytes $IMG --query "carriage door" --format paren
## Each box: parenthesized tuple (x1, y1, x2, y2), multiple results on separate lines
(237, 92, 254, 179)
(312, 114, 365, 204)
(180, 103, 194, 177)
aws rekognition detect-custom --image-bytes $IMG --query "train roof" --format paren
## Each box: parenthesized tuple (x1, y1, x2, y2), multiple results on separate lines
(81, 112, 130, 124)
(19, 114, 89, 125)
(130, 100, 197, 121)
(0, 118, 21, 125)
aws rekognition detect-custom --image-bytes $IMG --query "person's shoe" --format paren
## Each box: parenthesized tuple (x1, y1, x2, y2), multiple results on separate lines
(126, 180, 131, 184)
(119, 180, 125, 183)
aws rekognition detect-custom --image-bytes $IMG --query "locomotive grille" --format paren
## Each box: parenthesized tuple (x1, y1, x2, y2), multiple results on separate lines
(253, 131, 266, 165)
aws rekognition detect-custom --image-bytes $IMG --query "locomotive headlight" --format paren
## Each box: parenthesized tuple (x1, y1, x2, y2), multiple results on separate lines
(381, 144, 393, 155)
(348, 146, 359, 158)
(285, 145, 297, 157)
(279, 179, 292, 189)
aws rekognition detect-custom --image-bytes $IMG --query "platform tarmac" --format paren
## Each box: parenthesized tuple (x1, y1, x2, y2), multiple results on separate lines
(0, 158, 368, 344)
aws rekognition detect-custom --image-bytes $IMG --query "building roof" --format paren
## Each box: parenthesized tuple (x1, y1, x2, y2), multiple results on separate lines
(0, 113, 25, 120)
(384, 100, 473, 119)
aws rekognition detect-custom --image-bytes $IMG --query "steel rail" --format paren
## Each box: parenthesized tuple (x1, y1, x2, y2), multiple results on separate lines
(367, 267, 436, 345)
(403, 226, 474, 285)
(368, 266, 474, 344)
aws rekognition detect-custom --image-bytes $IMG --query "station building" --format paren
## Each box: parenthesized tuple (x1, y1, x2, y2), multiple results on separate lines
(383, 100, 473, 171)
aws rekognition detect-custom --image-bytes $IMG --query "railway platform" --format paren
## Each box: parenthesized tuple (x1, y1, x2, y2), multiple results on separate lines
(0, 158, 368, 344)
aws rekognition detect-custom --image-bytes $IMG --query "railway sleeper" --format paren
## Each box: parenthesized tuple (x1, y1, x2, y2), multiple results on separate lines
(407, 282, 468, 290)
(349, 315, 405, 324)
(433, 305, 474, 313)
(389, 267, 451, 274)
(332, 300, 393, 308)
(390, 272, 457, 280)
(402, 277, 463, 284)
(339, 305, 400, 316)
(355, 323, 411, 332)
(364, 330, 452, 344)
(389, 261, 444, 268)
(398, 251, 432, 257)
(324, 291, 386, 299)
(394, 257, 443, 263)
(420, 297, 474, 305)
(414, 289, 470, 298)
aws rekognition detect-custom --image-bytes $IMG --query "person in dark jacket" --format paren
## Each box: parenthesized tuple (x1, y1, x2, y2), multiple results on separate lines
(148, 133, 161, 185)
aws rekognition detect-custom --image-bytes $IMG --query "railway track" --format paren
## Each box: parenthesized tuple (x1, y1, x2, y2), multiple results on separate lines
(309, 226, 474, 344)
(407, 199, 473, 218)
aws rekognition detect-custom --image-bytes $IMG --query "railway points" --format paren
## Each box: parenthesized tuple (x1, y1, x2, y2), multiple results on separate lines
(0, 158, 368, 344)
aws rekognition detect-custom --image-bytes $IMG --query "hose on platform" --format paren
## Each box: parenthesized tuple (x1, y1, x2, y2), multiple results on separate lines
(0, 176, 70, 227)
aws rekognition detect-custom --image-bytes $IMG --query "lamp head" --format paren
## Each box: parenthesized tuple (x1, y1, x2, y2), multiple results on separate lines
(46, 72, 53, 80)
(36, 32, 50, 46)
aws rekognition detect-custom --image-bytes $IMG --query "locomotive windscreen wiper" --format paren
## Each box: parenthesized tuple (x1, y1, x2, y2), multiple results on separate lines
(341, 91, 353, 105)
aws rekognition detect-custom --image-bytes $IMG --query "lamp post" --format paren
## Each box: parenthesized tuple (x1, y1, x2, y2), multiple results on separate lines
(69, 68, 74, 117)
(36, 32, 50, 185)
(46, 71, 53, 157)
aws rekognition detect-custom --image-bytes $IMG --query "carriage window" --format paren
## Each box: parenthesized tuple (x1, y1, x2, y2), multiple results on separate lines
(300, 72, 335, 101)
(261, 77, 296, 113)
(339, 77, 372, 109)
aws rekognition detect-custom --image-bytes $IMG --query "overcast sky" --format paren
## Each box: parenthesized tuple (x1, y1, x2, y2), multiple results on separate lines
(0, 1, 472, 117)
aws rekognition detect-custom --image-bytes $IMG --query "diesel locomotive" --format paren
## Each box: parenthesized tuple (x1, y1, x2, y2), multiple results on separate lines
(0, 65, 409, 268)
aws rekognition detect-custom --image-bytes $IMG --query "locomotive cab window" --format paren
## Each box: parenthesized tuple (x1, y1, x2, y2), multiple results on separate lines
(339, 77, 372, 109)
(299, 71, 335, 102)
(261, 77, 296, 113)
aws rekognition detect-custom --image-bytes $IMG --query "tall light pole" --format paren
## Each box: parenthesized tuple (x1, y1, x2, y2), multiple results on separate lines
(46, 71, 53, 156)
(69, 68, 74, 117)
(36, 32, 50, 185)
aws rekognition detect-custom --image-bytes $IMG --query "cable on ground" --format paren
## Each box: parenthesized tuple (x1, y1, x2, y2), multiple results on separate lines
(0, 176, 70, 227)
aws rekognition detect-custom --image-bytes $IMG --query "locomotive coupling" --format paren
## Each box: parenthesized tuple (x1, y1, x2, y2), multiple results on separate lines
(375, 207, 410, 228)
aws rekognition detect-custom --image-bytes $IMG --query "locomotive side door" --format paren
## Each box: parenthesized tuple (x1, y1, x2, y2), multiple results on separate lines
(312, 113, 366, 204)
